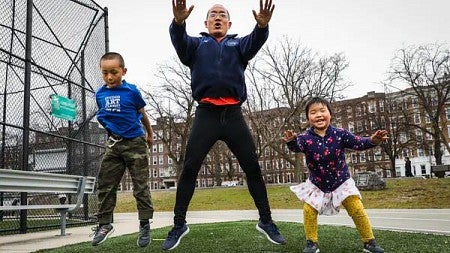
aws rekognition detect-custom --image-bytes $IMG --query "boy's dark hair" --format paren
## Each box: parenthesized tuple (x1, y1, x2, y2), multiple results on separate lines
(304, 97, 333, 119)
(100, 52, 125, 68)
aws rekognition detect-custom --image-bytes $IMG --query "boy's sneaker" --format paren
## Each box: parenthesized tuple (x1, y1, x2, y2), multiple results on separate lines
(303, 240, 320, 253)
(137, 223, 151, 247)
(162, 223, 190, 250)
(363, 239, 384, 253)
(91, 223, 114, 246)
(256, 221, 287, 245)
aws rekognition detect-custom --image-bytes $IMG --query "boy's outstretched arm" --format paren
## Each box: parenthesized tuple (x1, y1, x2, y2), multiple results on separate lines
(139, 108, 154, 147)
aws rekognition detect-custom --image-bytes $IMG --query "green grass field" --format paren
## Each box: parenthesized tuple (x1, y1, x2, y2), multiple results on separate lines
(33, 178, 450, 252)
(115, 177, 450, 212)
(37, 221, 450, 253)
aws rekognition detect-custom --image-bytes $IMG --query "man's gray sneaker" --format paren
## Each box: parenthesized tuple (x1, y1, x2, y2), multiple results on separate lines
(256, 221, 287, 245)
(363, 239, 384, 253)
(303, 240, 320, 253)
(91, 224, 114, 246)
(162, 224, 190, 250)
(137, 223, 151, 247)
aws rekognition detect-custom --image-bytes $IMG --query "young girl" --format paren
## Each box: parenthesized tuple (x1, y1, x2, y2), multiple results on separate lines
(283, 97, 388, 253)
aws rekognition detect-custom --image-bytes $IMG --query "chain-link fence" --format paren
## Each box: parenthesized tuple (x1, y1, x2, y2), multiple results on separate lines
(0, 0, 108, 234)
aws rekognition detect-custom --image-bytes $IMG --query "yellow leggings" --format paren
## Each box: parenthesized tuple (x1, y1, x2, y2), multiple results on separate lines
(303, 195, 374, 243)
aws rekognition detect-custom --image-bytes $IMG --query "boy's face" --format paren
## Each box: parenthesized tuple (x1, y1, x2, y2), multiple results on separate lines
(307, 102, 331, 131)
(100, 58, 126, 88)
(204, 5, 231, 39)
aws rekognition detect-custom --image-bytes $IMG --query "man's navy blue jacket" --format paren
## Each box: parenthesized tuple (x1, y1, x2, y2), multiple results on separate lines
(169, 20, 269, 103)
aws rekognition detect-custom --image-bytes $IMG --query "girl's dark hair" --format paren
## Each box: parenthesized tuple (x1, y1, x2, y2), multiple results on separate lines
(100, 52, 125, 68)
(304, 97, 333, 120)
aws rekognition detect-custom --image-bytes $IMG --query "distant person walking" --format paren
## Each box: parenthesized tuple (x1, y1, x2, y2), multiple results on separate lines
(162, 0, 286, 250)
(405, 157, 413, 177)
(92, 52, 154, 248)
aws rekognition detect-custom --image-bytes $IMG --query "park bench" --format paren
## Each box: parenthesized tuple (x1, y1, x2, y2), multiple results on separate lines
(0, 169, 96, 235)
(431, 165, 450, 178)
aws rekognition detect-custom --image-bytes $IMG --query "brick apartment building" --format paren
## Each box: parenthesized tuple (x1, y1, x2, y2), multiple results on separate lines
(148, 88, 450, 190)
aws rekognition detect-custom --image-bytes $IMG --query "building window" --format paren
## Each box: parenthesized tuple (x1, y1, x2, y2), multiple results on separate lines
(381, 118, 386, 129)
(395, 166, 401, 177)
(368, 102, 376, 113)
(356, 106, 362, 117)
(374, 150, 381, 161)
(414, 112, 421, 124)
(158, 144, 163, 153)
(347, 106, 352, 117)
(351, 153, 357, 163)
(426, 128, 433, 140)
(360, 153, 366, 162)
(152, 145, 157, 153)
(421, 165, 426, 175)
(168, 157, 173, 164)
(412, 98, 418, 108)
(152, 156, 157, 165)
(159, 155, 164, 165)
(416, 129, 422, 141)
(348, 122, 354, 133)
(385, 169, 391, 178)
(418, 148, 425, 157)
(400, 132, 407, 143)
(300, 115, 307, 124)
(379, 101, 384, 112)
(390, 120, 397, 129)
(265, 161, 271, 170)
(357, 121, 363, 132)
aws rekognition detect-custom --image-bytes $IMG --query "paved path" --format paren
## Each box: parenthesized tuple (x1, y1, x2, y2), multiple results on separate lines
(1, 209, 449, 252)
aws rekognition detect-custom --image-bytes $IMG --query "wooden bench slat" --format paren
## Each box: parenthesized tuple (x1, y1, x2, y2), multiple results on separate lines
(0, 204, 78, 211)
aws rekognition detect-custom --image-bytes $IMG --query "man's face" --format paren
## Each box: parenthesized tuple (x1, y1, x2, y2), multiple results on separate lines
(204, 5, 231, 39)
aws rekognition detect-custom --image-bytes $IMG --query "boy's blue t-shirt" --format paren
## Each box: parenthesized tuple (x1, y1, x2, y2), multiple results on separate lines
(95, 80, 146, 139)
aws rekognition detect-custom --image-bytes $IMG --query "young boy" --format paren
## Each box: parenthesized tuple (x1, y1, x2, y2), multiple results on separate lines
(92, 52, 154, 247)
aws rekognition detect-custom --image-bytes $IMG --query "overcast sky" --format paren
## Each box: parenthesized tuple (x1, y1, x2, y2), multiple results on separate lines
(94, 0, 450, 99)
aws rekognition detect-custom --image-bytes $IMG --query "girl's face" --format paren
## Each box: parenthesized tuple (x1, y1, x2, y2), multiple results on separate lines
(307, 102, 331, 131)
(100, 58, 126, 88)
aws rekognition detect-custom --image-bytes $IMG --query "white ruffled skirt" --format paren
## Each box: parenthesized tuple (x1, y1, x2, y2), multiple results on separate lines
(290, 178, 361, 215)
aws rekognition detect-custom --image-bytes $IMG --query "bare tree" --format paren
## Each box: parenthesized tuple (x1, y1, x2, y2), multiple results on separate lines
(376, 89, 418, 176)
(142, 58, 196, 176)
(204, 141, 238, 187)
(245, 36, 351, 181)
(386, 43, 450, 165)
